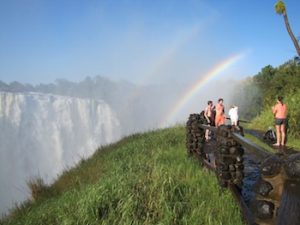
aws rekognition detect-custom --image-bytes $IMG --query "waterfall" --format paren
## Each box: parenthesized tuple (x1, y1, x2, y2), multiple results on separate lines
(0, 92, 120, 216)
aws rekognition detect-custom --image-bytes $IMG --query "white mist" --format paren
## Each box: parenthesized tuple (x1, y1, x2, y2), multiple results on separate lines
(0, 92, 121, 216)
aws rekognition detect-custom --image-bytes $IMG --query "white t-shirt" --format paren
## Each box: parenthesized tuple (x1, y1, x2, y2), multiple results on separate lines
(228, 107, 238, 122)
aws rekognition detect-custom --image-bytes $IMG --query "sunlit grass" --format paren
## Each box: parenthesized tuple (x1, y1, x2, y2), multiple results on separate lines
(244, 133, 275, 153)
(1, 126, 243, 225)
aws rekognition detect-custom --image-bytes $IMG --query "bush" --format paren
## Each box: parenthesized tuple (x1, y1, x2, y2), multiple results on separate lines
(27, 177, 54, 201)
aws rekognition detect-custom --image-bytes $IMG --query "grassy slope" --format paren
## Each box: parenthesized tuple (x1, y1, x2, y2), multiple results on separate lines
(1, 126, 243, 225)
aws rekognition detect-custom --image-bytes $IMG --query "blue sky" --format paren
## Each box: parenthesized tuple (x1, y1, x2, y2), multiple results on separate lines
(0, 0, 299, 85)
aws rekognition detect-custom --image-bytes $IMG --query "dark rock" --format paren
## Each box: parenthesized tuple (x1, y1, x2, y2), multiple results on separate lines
(229, 164, 236, 172)
(276, 180, 300, 225)
(229, 146, 244, 155)
(230, 172, 237, 178)
(284, 153, 300, 179)
(253, 200, 274, 220)
(226, 140, 237, 147)
(235, 163, 244, 170)
(220, 155, 237, 164)
(254, 179, 273, 197)
(236, 155, 243, 163)
(235, 171, 244, 180)
(229, 146, 238, 155)
(220, 147, 229, 154)
(261, 155, 282, 177)
(219, 163, 229, 171)
(233, 179, 243, 187)
(219, 171, 231, 180)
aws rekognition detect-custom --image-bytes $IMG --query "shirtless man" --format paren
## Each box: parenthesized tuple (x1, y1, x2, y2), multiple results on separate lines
(215, 98, 225, 127)
(204, 100, 214, 140)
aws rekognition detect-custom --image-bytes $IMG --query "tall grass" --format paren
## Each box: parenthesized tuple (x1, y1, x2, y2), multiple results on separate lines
(1, 126, 243, 225)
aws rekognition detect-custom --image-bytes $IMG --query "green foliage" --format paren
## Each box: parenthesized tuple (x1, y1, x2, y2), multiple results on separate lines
(250, 62, 300, 137)
(283, 92, 300, 137)
(275, 1, 286, 15)
(1, 126, 243, 225)
(254, 63, 300, 105)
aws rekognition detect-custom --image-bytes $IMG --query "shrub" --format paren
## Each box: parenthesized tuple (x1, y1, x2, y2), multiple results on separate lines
(27, 177, 54, 201)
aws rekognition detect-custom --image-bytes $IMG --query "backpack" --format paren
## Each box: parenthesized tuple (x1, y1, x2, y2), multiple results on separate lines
(263, 128, 276, 144)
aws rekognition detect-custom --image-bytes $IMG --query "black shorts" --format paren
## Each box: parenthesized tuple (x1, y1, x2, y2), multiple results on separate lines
(275, 118, 286, 125)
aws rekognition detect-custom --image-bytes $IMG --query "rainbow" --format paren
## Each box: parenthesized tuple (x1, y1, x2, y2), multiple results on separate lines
(162, 51, 247, 126)
(121, 25, 203, 114)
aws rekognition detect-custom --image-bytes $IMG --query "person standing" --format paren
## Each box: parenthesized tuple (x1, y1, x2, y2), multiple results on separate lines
(204, 101, 214, 125)
(272, 96, 288, 146)
(204, 100, 214, 140)
(215, 98, 225, 127)
(228, 105, 239, 126)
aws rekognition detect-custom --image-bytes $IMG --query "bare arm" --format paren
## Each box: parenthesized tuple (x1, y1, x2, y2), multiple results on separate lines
(272, 105, 277, 117)
(204, 108, 210, 122)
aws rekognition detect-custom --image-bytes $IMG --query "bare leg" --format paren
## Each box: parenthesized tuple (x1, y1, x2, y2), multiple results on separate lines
(205, 129, 209, 140)
(215, 118, 218, 127)
(275, 125, 281, 146)
(281, 124, 286, 146)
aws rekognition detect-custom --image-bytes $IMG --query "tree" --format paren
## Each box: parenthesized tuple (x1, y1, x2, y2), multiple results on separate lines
(275, 1, 300, 56)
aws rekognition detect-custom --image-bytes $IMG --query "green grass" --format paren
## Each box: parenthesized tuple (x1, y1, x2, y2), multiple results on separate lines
(244, 133, 275, 153)
(285, 138, 300, 150)
(1, 126, 244, 225)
